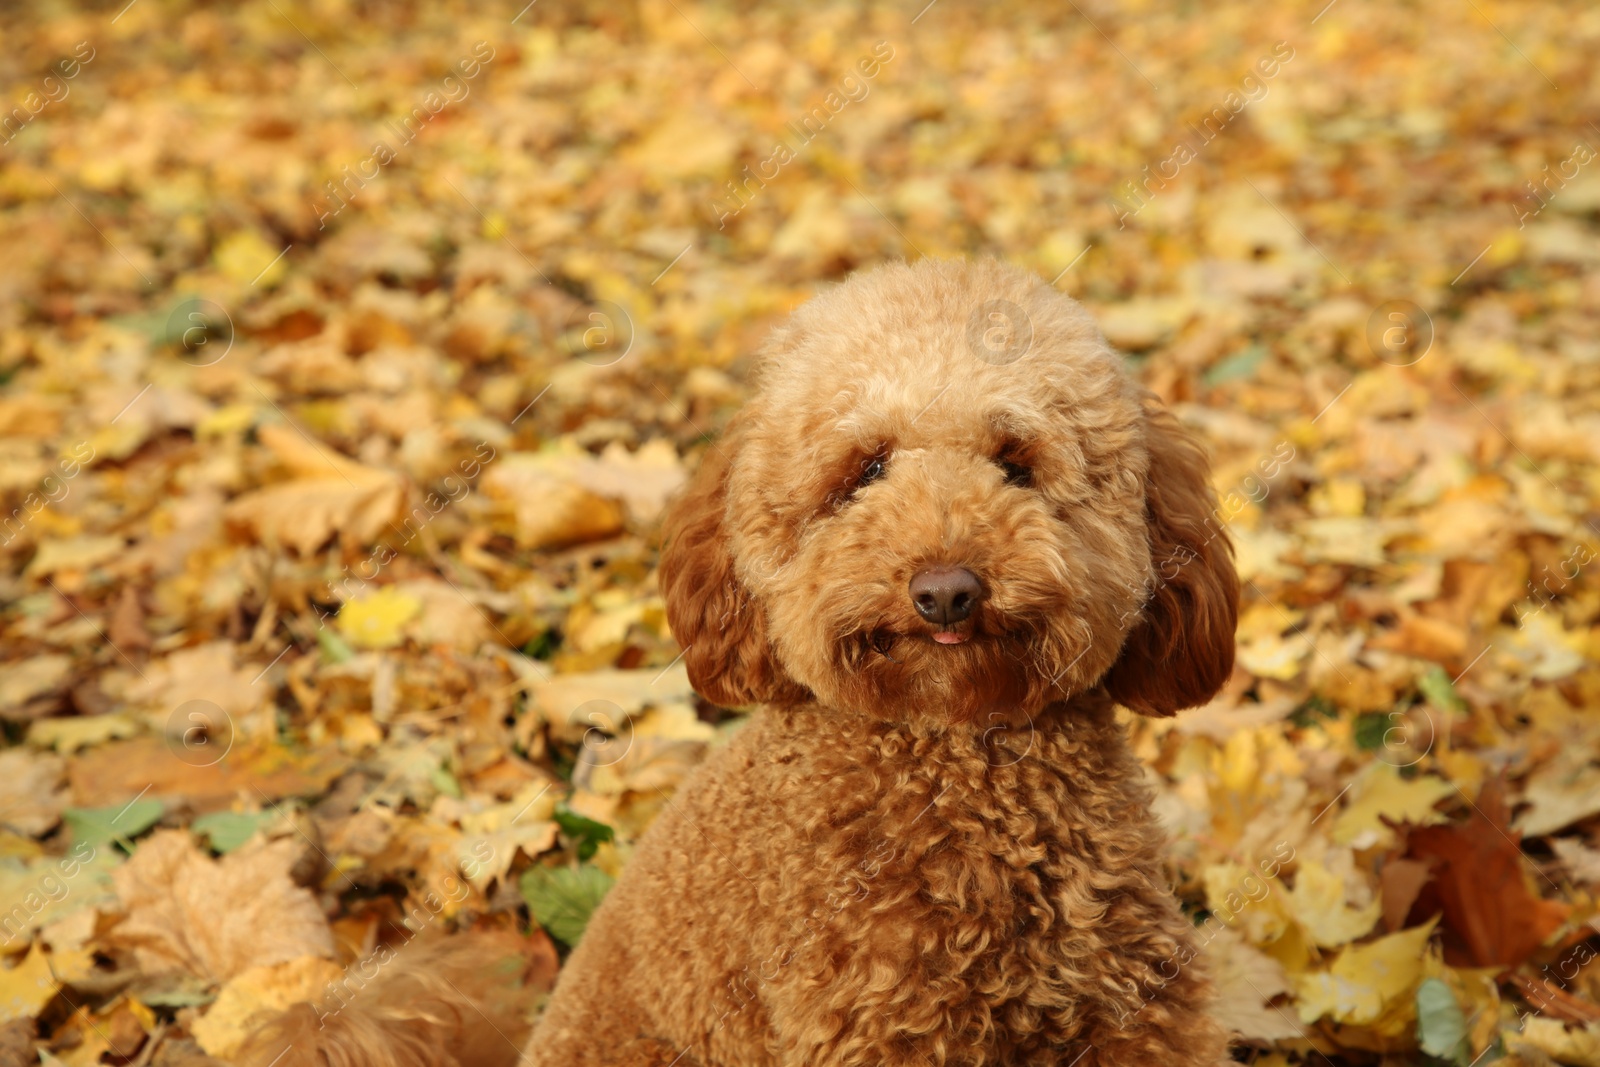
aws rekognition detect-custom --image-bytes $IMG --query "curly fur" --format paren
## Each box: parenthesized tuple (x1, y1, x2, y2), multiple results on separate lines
(525, 258, 1239, 1066)
(239, 933, 536, 1067)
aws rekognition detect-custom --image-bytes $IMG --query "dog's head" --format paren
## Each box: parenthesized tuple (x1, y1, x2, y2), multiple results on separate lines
(659, 259, 1238, 722)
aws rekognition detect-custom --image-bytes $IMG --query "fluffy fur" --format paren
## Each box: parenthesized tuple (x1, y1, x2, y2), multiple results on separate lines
(522, 259, 1240, 1066)
(239, 933, 536, 1067)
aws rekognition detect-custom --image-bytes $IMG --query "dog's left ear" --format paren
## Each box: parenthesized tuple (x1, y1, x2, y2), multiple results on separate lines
(1101, 407, 1239, 716)
(658, 420, 808, 708)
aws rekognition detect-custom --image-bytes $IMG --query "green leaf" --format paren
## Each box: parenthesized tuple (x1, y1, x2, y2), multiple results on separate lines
(317, 625, 354, 664)
(1418, 665, 1468, 714)
(1415, 976, 1467, 1058)
(1203, 344, 1265, 387)
(191, 811, 276, 854)
(1290, 693, 1338, 728)
(136, 974, 217, 1009)
(520, 863, 614, 946)
(554, 804, 614, 862)
(1353, 712, 1392, 751)
(430, 764, 464, 800)
(64, 799, 163, 849)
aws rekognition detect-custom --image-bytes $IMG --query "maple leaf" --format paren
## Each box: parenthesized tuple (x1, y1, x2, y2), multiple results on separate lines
(1402, 779, 1570, 969)
(107, 831, 335, 983)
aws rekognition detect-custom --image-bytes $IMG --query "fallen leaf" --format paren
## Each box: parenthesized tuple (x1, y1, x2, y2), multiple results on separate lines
(520, 864, 613, 947)
(1509, 1017, 1600, 1067)
(1203, 927, 1300, 1041)
(108, 830, 335, 982)
(224, 424, 402, 555)
(0, 750, 67, 836)
(0, 945, 58, 1023)
(191, 956, 344, 1060)
(1415, 976, 1467, 1058)
(1517, 749, 1600, 837)
(1284, 860, 1381, 948)
(1403, 779, 1569, 968)
(67, 738, 348, 810)
(27, 714, 140, 755)
(0, 656, 71, 717)
(1295, 920, 1436, 1028)
(337, 586, 423, 650)
(1551, 838, 1600, 886)
(1331, 762, 1455, 850)
(23, 536, 125, 578)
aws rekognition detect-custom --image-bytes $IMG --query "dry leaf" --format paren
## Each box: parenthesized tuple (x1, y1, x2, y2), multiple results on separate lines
(1202, 927, 1301, 1042)
(225, 424, 402, 555)
(191, 956, 344, 1060)
(1403, 779, 1570, 968)
(109, 831, 334, 982)
(0, 750, 67, 836)
(1331, 762, 1455, 850)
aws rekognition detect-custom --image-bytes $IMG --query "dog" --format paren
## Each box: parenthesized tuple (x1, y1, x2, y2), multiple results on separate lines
(519, 258, 1240, 1067)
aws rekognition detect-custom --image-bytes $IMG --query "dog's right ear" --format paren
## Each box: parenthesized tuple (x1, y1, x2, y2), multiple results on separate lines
(658, 424, 807, 708)
(1101, 407, 1239, 717)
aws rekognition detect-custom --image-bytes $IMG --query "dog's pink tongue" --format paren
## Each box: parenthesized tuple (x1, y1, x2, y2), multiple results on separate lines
(933, 631, 968, 644)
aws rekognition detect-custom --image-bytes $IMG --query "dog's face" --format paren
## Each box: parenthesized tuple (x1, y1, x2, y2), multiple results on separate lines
(660, 260, 1238, 723)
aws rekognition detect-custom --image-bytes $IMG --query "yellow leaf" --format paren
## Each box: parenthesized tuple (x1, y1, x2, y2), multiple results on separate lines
(191, 956, 344, 1060)
(23, 535, 124, 577)
(338, 586, 423, 650)
(1509, 1017, 1600, 1067)
(1331, 762, 1454, 850)
(1202, 928, 1300, 1042)
(1295, 920, 1436, 1026)
(1308, 477, 1366, 518)
(28, 713, 141, 754)
(1283, 860, 1380, 947)
(1237, 631, 1312, 680)
(215, 230, 284, 286)
(0, 943, 59, 1023)
(1516, 748, 1600, 837)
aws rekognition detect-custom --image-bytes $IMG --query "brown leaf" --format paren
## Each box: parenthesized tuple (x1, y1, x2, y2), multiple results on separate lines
(1403, 778, 1570, 968)
(68, 738, 348, 811)
(0, 749, 67, 836)
(1509, 974, 1600, 1026)
(224, 424, 402, 555)
(108, 830, 334, 983)
(1379, 857, 1431, 933)
(107, 587, 151, 652)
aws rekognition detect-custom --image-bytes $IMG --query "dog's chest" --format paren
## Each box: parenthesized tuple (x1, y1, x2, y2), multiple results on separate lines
(771, 707, 1157, 977)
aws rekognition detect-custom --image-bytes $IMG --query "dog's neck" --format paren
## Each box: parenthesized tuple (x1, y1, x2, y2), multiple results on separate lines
(771, 687, 1131, 769)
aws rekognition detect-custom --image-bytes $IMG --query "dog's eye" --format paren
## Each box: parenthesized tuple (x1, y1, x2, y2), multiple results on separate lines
(1001, 460, 1032, 487)
(826, 451, 890, 510)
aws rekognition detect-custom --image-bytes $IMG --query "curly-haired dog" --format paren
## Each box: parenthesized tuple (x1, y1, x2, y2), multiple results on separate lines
(523, 259, 1240, 1067)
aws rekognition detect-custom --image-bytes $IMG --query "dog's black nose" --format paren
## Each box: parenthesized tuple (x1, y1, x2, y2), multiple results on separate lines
(909, 566, 983, 626)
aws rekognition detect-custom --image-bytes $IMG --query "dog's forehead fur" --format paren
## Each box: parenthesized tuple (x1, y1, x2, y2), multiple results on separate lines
(732, 259, 1150, 519)
(759, 258, 1136, 428)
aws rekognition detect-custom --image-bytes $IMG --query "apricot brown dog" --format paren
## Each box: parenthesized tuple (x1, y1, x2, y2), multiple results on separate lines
(522, 258, 1239, 1067)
